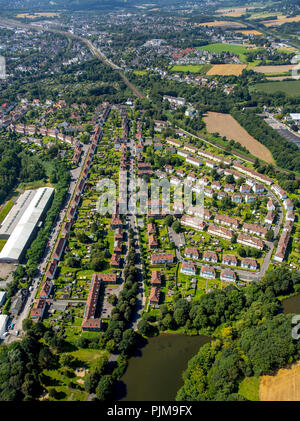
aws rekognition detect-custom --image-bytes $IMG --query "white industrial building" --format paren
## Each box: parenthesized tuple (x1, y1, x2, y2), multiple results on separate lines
(0, 187, 54, 264)
(0, 291, 6, 306)
(0, 314, 8, 338)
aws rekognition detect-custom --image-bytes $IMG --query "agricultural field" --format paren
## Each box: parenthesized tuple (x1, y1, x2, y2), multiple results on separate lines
(253, 65, 295, 74)
(16, 12, 59, 18)
(170, 64, 212, 74)
(234, 29, 263, 35)
(251, 81, 300, 98)
(260, 361, 300, 401)
(262, 15, 300, 27)
(197, 43, 255, 55)
(196, 21, 246, 28)
(206, 64, 247, 76)
(216, 6, 259, 17)
(197, 43, 259, 64)
(203, 111, 274, 163)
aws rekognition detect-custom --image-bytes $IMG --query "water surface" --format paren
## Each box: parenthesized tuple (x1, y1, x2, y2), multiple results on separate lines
(119, 333, 210, 401)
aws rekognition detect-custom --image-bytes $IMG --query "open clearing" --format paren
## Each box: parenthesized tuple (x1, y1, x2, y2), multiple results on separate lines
(260, 361, 300, 401)
(206, 64, 247, 76)
(196, 21, 246, 28)
(203, 111, 274, 163)
(253, 65, 295, 74)
(251, 81, 300, 98)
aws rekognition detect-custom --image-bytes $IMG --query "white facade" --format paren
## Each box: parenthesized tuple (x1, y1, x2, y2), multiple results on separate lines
(0, 187, 54, 263)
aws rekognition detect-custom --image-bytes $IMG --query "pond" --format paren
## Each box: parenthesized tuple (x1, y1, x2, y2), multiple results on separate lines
(117, 333, 210, 401)
(282, 293, 300, 315)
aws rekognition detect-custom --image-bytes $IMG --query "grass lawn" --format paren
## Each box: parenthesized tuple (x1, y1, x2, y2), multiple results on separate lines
(238, 376, 260, 401)
(196, 43, 259, 63)
(170, 64, 212, 75)
(0, 199, 14, 223)
(0, 239, 6, 251)
(250, 81, 300, 98)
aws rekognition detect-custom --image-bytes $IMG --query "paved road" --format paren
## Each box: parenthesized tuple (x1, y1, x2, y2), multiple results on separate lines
(4, 143, 90, 344)
(127, 139, 145, 330)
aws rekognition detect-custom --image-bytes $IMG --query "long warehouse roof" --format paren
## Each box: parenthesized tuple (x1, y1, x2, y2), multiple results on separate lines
(0, 187, 54, 262)
(0, 189, 36, 238)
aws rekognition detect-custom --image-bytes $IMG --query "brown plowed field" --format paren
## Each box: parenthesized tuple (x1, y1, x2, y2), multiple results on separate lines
(260, 361, 300, 401)
(203, 112, 274, 163)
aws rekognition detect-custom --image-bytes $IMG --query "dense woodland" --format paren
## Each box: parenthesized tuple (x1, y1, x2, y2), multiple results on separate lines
(174, 267, 300, 400)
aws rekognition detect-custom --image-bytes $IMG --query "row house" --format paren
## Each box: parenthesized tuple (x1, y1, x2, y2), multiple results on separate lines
(211, 181, 221, 190)
(165, 165, 174, 174)
(149, 235, 159, 249)
(186, 206, 211, 220)
(242, 223, 268, 238)
(187, 173, 197, 182)
(271, 184, 287, 200)
(184, 247, 200, 259)
(267, 199, 275, 211)
(286, 211, 295, 222)
(197, 149, 231, 165)
(224, 168, 241, 180)
(273, 230, 290, 263)
(149, 287, 160, 305)
(151, 254, 174, 265)
(53, 236, 67, 260)
(113, 240, 123, 254)
(208, 224, 234, 241)
(176, 169, 185, 178)
(45, 260, 58, 280)
(245, 194, 256, 203)
(252, 183, 265, 193)
(240, 184, 251, 194)
(170, 176, 181, 186)
(205, 160, 217, 169)
(283, 198, 294, 211)
(214, 214, 239, 229)
(186, 156, 202, 167)
(203, 251, 218, 263)
(181, 215, 206, 231)
(241, 258, 257, 270)
(93, 273, 117, 284)
(151, 271, 162, 286)
(110, 253, 121, 268)
(154, 120, 169, 132)
(237, 233, 264, 250)
(81, 275, 102, 331)
(181, 261, 197, 276)
(31, 299, 47, 322)
(232, 194, 243, 203)
(166, 137, 182, 148)
(220, 269, 236, 282)
(147, 223, 156, 235)
(232, 163, 273, 186)
(200, 265, 216, 279)
(184, 144, 198, 154)
(224, 184, 234, 193)
(204, 188, 213, 199)
(265, 211, 275, 225)
(40, 279, 53, 299)
(222, 254, 237, 267)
